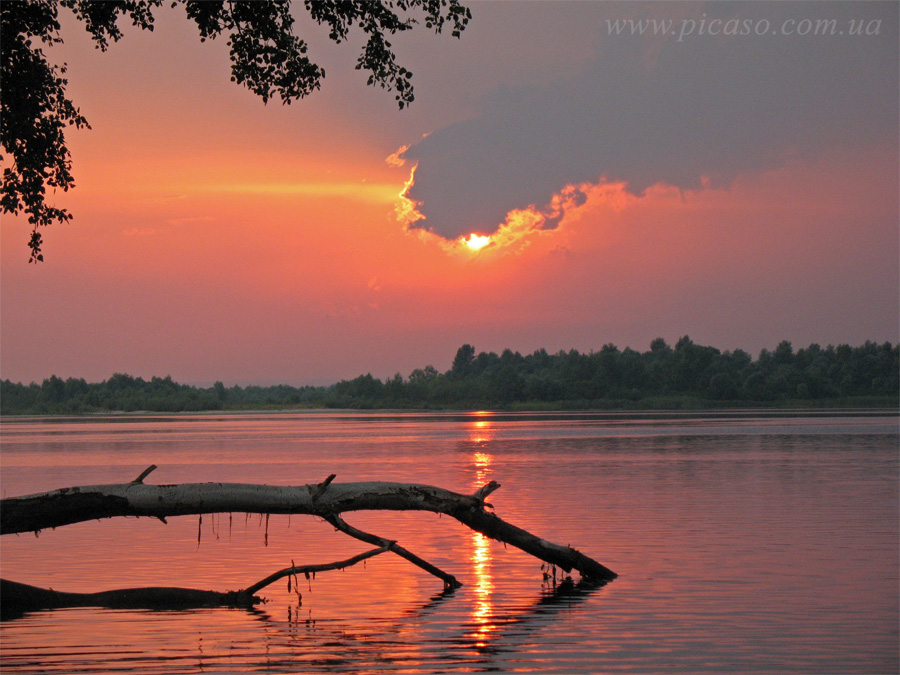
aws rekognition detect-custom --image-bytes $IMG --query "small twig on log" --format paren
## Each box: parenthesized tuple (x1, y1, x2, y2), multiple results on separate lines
(472, 480, 501, 508)
(310, 473, 337, 502)
(241, 546, 389, 596)
(131, 465, 158, 484)
(325, 513, 462, 589)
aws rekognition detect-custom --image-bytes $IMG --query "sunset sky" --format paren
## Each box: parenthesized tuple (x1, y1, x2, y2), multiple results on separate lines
(1, 1, 897, 386)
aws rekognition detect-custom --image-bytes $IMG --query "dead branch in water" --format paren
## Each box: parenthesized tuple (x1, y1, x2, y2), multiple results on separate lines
(1, 547, 390, 619)
(1, 467, 616, 616)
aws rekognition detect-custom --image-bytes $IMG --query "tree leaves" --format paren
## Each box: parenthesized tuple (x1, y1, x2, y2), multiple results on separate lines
(1, 0, 472, 260)
(1, 0, 90, 262)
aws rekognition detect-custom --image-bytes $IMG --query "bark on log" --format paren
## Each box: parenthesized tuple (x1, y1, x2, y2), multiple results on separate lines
(0, 476, 615, 583)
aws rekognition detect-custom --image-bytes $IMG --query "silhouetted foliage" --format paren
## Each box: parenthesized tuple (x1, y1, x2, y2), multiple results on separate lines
(1, 338, 897, 415)
(1, 0, 471, 261)
(451, 343, 476, 377)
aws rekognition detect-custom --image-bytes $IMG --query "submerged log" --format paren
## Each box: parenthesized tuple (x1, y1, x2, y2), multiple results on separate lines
(1, 468, 616, 616)
(1, 578, 256, 616)
(1, 547, 389, 619)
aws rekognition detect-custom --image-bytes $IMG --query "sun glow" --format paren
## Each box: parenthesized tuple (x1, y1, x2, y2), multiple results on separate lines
(464, 233, 491, 251)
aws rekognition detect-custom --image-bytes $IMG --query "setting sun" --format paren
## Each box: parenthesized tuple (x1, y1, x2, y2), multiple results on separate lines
(463, 233, 491, 250)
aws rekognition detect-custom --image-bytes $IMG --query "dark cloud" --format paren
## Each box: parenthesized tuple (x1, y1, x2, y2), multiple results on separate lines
(400, 1, 898, 240)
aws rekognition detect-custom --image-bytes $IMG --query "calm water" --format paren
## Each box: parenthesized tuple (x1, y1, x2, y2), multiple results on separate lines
(0, 410, 897, 674)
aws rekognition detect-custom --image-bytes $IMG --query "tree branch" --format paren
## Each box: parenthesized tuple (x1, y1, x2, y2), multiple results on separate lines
(324, 513, 461, 589)
(130, 464, 158, 484)
(241, 545, 389, 596)
(472, 479, 501, 507)
(309, 473, 336, 501)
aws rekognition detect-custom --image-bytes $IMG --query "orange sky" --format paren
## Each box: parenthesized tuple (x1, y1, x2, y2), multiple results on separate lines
(1, 2, 897, 385)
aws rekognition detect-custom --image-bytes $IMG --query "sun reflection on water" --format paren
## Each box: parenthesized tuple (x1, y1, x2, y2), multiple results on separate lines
(470, 532, 496, 647)
(468, 414, 496, 647)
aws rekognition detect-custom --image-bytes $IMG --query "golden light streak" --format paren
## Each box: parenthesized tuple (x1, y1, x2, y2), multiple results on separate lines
(468, 415, 496, 648)
(201, 181, 398, 203)
(470, 531, 496, 648)
(469, 411, 495, 446)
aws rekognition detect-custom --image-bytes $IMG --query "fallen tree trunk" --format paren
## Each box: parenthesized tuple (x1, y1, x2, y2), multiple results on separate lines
(2, 468, 616, 581)
(1, 468, 616, 615)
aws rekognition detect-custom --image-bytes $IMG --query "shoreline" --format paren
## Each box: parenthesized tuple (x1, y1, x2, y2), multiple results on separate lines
(2, 401, 897, 420)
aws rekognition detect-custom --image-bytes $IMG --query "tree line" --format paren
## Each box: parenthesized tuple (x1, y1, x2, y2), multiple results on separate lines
(1, 338, 897, 415)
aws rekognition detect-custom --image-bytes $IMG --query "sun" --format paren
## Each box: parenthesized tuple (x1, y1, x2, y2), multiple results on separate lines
(463, 233, 491, 251)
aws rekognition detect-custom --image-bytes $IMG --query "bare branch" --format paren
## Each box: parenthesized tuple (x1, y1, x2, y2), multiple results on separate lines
(325, 513, 461, 589)
(131, 464, 158, 484)
(241, 545, 389, 596)
(310, 473, 337, 501)
(472, 479, 501, 506)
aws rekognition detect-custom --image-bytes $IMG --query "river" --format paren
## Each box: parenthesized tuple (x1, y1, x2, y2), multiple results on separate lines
(0, 410, 897, 673)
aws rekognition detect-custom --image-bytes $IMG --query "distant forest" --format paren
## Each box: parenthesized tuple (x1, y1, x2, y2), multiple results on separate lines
(1, 338, 897, 415)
